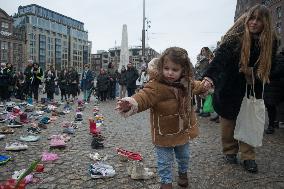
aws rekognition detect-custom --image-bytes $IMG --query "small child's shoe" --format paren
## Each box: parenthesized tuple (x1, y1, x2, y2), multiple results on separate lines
(177, 172, 188, 187)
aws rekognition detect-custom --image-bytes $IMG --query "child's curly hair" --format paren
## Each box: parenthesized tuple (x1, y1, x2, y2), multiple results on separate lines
(157, 47, 193, 82)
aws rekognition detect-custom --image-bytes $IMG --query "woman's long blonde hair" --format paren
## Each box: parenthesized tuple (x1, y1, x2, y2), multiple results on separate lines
(223, 5, 275, 83)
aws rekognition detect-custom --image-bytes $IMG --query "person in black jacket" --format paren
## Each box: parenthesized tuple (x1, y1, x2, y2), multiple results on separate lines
(31, 63, 43, 103)
(96, 68, 110, 101)
(44, 64, 56, 101)
(264, 51, 284, 134)
(58, 68, 69, 101)
(201, 5, 278, 173)
(67, 67, 79, 101)
(125, 62, 139, 97)
(0, 63, 9, 101)
(24, 61, 33, 98)
(6, 63, 16, 100)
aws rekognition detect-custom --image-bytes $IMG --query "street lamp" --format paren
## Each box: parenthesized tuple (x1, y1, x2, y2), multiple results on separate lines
(142, 0, 145, 61)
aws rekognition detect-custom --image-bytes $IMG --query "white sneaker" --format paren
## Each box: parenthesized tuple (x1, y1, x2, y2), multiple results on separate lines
(12, 169, 26, 180)
(0, 134, 5, 140)
(127, 162, 155, 180)
(5, 142, 28, 151)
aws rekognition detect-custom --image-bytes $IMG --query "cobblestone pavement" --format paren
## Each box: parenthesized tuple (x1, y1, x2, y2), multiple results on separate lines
(0, 99, 283, 189)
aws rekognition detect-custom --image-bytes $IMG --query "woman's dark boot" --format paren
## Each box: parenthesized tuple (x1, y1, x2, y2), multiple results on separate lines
(273, 121, 279, 129)
(265, 125, 274, 134)
(177, 172, 188, 187)
(160, 183, 172, 189)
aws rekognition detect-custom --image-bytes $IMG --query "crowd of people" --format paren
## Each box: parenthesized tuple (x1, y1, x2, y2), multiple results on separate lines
(0, 60, 148, 106)
(0, 62, 81, 104)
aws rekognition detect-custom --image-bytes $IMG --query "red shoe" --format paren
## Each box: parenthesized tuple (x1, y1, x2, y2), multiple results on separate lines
(116, 148, 143, 161)
(89, 119, 101, 135)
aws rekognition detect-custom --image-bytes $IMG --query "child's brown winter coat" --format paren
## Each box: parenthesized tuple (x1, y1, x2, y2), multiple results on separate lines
(132, 79, 204, 147)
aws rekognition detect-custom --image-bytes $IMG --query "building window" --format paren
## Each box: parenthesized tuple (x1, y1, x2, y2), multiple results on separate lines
(276, 22, 282, 34)
(1, 22, 9, 31)
(276, 6, 282, 19)
(1, 42, 8, 63)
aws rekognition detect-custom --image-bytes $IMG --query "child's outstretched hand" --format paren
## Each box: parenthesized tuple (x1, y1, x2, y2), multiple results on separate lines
(115, 99, 132, 113)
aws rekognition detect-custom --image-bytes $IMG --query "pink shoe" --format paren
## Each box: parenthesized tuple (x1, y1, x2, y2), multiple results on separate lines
(41, 151, 59, 161)
(50, 137, 66, 148)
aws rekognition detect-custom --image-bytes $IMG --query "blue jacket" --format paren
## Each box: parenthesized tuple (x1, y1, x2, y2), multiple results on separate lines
(81, 70, 94, 90)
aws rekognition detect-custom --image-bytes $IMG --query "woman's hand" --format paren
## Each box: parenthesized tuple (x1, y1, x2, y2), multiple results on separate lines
(199, 77, 214, 97)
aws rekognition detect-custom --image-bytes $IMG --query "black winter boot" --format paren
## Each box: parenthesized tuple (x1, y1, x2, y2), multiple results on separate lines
(243, 160, 258, 173)
(177, 172, 188, 187)
(224, 154, 238, 164)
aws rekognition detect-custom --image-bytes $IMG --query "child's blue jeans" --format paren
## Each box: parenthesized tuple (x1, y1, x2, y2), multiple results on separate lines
(155, 142, 190, 184)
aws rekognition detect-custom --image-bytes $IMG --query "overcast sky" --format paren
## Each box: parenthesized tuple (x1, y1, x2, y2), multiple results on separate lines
(1, 0, 237, 64)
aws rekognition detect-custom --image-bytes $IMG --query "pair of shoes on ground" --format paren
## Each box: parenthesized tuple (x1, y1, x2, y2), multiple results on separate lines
(48, 134, 71, 142)
(7, 119, 23, 128)
(224, 154, 258, 173)
(89, 162, 115, 179)
(49, 136, 66, 148)
(127, 162, 154, 180)
(91, 138, 104, 149)
(5, 142, 28, 151)
(0, 127, 14, 134)
(41, 151, 59, 161)
(27, 127, 41, 134)
(19, 135, 40, 142)
(92, 133, 105, 142)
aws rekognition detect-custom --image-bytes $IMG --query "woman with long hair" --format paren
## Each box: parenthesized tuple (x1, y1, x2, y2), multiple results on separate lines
(195, 47, 214, 116)
(202, 5, 278, 173)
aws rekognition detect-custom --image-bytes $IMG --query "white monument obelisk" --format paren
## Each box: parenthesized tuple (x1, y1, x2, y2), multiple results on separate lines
(118, 24, 129, 72)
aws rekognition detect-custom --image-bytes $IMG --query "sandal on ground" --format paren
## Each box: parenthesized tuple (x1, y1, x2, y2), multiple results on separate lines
(116, 148, 143, 161)
(0, 127, 15, 134)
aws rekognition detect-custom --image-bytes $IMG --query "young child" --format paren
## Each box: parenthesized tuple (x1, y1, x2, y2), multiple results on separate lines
(116, 47, 206, 189)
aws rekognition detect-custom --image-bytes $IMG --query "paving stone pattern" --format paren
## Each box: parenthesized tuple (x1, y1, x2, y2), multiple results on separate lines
(0, 100, 283, 189)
